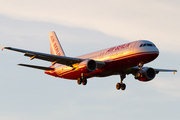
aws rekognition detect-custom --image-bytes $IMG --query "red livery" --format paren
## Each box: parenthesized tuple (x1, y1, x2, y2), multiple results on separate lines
(2, 31, 177, 90)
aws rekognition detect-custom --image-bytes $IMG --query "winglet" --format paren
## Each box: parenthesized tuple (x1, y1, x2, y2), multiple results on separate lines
(173, 69, 176, 74)
(1, 46, 4, 51)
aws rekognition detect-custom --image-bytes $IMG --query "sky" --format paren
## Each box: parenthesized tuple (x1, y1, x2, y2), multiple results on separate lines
(0, 0, 180, 120)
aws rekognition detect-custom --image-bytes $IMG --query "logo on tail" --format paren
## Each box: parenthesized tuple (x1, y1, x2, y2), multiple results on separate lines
(49, 31, 65, 56)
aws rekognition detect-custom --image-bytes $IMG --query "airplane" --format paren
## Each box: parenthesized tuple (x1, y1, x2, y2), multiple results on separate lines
(2, 31, 177, 90)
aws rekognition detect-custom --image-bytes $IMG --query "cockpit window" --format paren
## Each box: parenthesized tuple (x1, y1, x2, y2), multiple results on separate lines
(139, 43, 156, 47)
(139, 44, 143, 47)
(147, 44, 153, 46)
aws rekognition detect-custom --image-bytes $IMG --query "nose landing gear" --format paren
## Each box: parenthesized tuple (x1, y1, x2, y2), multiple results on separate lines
(116, 83, 126, 90)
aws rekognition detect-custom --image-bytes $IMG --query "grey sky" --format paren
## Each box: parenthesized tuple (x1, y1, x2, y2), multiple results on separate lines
(0, 0, 180, 120)
(0, 0, 180, 53)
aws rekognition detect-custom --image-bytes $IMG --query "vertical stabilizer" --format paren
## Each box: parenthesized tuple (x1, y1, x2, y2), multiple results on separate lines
(49, 31, 65, 56)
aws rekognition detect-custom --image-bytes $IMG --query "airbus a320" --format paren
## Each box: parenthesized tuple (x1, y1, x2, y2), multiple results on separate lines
(2, 31, 177, 90)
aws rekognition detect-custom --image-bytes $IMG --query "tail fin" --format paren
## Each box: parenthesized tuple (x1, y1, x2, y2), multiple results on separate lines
(49, 31, 65, 56)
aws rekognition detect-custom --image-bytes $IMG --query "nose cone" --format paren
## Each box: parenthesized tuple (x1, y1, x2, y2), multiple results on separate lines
(136, 40, 160, 62)
(144, 44, 159, 58)
(154, 48, 159, 59)
(156, 47, 159, 55)
(138, 41, 159, 53)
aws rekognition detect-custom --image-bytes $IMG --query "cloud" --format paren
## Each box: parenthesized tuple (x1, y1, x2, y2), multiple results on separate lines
(150, 77, 180, 99)
(0, 0, 179, 53)
(0, 1, 179, 119)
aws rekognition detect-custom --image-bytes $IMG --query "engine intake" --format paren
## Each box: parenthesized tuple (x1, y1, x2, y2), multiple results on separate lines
(76, 59, 97, 73)
(135, 67, 156, 82)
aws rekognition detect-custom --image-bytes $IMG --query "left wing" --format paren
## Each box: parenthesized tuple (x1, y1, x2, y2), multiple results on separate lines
(153, 68, 177, 74)
(2, 47, 105, 68)
(126, 66, 177, 74)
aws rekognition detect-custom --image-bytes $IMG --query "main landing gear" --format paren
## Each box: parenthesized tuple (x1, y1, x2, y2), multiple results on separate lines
(77, 73, 87, 85)
(116, 74, 126, 90)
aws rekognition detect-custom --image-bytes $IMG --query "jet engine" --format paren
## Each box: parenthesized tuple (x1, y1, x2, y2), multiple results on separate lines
(76, 59, 97, 73)
(134, 67, 156, 82)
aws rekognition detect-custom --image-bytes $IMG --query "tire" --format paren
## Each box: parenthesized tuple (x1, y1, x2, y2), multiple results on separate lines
(121, 83, 126, 90)
(77, 78, 82, 85)
(116, 83, 121, 90)
(82, 79, 87, 85)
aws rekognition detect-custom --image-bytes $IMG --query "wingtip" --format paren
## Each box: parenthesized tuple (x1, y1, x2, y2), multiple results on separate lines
(1, 45, 4, 51)
(173, 69, 177, 74)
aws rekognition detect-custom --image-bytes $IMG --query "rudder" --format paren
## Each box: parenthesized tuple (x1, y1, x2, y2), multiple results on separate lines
(49, 31, 65, 56)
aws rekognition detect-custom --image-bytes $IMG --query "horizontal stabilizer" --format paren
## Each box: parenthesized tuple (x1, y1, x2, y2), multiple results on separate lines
(18, 64, 54, 70)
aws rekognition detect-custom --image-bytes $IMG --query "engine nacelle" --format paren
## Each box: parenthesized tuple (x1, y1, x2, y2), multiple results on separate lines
(76, 59, 97, 73)
(134, 67, 156, 82)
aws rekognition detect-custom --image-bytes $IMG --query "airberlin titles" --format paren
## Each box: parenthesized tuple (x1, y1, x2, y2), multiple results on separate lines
(50, 36, 61, 56)
(99, 43, 131, 56)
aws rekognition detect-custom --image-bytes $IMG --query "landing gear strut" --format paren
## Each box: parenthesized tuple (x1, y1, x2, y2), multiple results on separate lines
(134, 62, 144, 79)
(138, 62, 144, 68)
(77, 73, 87, 85)
(116, 74, 126, 90)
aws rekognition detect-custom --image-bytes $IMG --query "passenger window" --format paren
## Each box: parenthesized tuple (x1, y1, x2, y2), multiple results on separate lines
(143, 44, 147, 47)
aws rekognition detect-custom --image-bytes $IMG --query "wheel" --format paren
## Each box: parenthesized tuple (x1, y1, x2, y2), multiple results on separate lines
(116, 83, 121, 90)
(82, 79, 87, 85)
(77, 78, 82, 85)
(121, 83, 126, 90)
